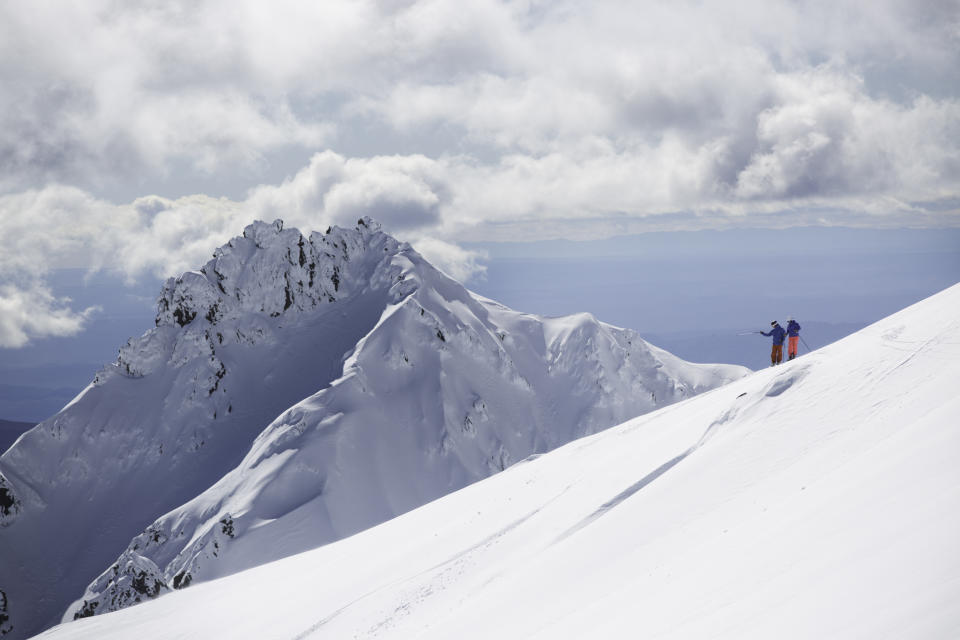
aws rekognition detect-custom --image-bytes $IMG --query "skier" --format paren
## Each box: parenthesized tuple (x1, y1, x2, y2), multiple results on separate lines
(760, 320, 787, 366)
(786, 316, 802, 360)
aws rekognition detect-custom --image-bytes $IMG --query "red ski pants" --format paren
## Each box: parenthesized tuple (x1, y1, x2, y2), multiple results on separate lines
(788, 336, 799, 358)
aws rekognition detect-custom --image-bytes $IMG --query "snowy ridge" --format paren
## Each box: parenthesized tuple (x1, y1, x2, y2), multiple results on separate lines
(66, 238, 746, 621)
(35, 283, 960, 640)
(0, 218, 746, 639)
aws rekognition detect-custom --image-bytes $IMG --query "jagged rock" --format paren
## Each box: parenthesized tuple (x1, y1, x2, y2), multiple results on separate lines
(219, 515, 235, 538)
(0, 589, 11, 636)
(71, 552, 168, 620)
(0, 474, 20, 527)
(171, 570, 192, 590)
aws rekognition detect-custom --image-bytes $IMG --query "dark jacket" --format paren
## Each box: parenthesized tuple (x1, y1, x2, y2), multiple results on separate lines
(787, 320, 801, 337)
(762, 324, 787, 345)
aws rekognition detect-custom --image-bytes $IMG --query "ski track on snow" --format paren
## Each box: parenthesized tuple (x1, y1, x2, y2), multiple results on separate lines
(874, 319, 960, 385)
(289, 491, 570, 640)
(555, 364, 812, 544)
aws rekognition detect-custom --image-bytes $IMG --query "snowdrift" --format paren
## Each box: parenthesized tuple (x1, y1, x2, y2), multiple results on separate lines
(0, 219, 746, 639)
(33, 282, 960, 640)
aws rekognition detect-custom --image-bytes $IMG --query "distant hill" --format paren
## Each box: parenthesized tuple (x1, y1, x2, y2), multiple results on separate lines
(0, 419, 35, 454)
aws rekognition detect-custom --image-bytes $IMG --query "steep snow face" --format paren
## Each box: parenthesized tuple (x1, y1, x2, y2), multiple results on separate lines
(36, 284, 960, 640)
(66, 246, 748, 620)
(0, 218, 408, 639)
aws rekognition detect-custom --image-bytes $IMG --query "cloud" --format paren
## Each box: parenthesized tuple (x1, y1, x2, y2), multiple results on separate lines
(734, 70, 960, 201)
(0, 282, 99, 348)
(0, 1, 336, 194)
(0, 186, 248, 347)
(246, 152, 447, 232)
(407, 236, 487, 283)
(2, 0, 957, 203)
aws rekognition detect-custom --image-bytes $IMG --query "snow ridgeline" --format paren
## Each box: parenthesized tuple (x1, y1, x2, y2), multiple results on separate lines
(0, 218, 747, 639)
(35, 285, 960, 640)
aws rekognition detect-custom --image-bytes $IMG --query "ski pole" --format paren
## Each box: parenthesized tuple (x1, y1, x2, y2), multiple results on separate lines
(800, 335, 811, 352)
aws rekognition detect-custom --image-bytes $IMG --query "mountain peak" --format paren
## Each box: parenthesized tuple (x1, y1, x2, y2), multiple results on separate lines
(112, 218, 405, 382)
(155, 216, 395, 330)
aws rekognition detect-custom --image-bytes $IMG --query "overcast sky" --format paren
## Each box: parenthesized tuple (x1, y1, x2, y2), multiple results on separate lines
(1, 0, 959, 348)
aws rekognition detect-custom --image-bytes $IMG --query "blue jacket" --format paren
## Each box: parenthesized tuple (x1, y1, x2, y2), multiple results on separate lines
(787, 320, 801, 337)
(762, 324, 787, 345)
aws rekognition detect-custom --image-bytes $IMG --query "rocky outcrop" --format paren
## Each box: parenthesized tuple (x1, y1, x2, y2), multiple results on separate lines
(0, 589, 11, 636)
(0, 474, 19, 528)
(73, 552, 167, 620)
(152, 217, 390, 333)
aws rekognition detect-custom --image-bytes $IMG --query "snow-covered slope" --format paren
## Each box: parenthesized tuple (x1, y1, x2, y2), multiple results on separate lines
(34, 282, 960, 640)
(0, 219, 746, 639)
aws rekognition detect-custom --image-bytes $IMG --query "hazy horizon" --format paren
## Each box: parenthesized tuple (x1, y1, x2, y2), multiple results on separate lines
(2, 224, 957, 424)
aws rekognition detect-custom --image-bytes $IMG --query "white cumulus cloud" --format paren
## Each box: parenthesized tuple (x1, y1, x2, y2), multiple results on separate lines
(0, 283, 99, 348)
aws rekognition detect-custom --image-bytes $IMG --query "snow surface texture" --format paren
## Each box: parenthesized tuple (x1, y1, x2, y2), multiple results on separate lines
(33, 283, 960, 640)
(0, 218, 746, 639)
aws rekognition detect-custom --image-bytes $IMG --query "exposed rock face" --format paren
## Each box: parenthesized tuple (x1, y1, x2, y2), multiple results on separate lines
(151, 218, 379, 334)
(73, 552, 167, 620)
(0, 589, 11, 636)
(0, 473, 19, 527)
(118, 217, 396, 387)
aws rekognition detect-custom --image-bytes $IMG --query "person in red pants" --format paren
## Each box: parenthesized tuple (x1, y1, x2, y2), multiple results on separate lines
(786, 316, 802, 360)
(760, 320, 787, 365)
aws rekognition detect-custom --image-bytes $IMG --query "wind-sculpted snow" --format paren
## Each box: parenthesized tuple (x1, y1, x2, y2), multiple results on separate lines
(65, 239, 747, 622)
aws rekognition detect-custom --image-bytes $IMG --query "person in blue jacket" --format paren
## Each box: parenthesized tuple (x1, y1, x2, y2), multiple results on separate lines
(785, 316, 802, 360)
(761, 320, 787, 365)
